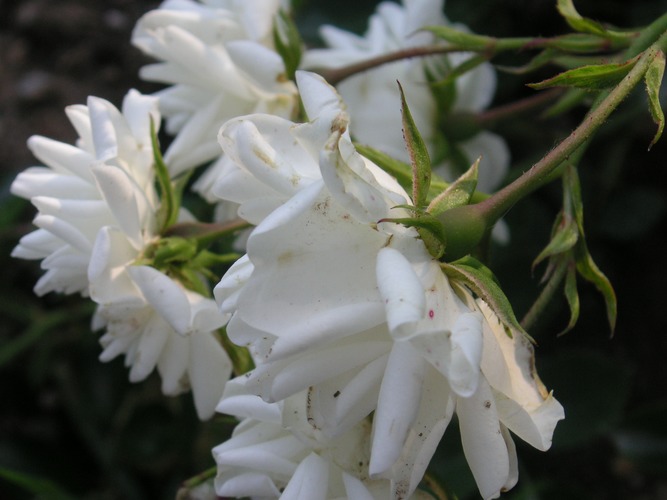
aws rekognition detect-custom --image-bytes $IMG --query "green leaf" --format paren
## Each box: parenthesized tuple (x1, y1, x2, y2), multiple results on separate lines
(645, 49, 665, 150)
(399, 82, 432, 208)
(441, 257, 531, 341)
(556, 0, 616, 38)
(428, 157, 479, 216)
(0, 467, 76, 500)
(273, 9, 302, 80)
(528, 57, 639, 90)
(150, 117, 178, 232)
(424, 25, 495, 51)
(532, 216, 579, 269)
(575, 240, 617, 334)
(559, 262, 580, 336)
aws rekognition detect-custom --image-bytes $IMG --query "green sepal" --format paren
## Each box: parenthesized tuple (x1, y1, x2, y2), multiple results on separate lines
(428, 157, 479, 216)
(556, 0, 631, 42)
(380, 214, 447, 259)
(567, 164, 616, 334)
(441, 256, 532, 341)
(532, 214, 579, 270)
(528, 57, 639, 91)
(399, 82, 432, 208)
(150, 117, 179, 232)
(560, 261, 581, 336)
(645, 49, 665, 150)
(151, 236, 198, 268)
(575, 239, 617, 334)
(273, 9, 302, 81)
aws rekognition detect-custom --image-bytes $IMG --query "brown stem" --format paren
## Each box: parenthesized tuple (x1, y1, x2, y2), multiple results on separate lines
(318, 46, 468, 85)
(475, 88, 565, 126)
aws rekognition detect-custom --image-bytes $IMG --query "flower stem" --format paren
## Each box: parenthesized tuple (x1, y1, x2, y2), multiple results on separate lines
(471, 32, 667, 227)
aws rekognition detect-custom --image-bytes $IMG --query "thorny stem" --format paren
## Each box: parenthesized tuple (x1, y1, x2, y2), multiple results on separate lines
(319, 46, 468, 85)
(470, 32, 667, 228)
(316, 30, 636, 86)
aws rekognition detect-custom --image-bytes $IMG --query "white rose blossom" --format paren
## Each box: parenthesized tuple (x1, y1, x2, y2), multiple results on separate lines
(301, 0, 510, 195)
(212, 71, 564, 499)
(94, 266, 231, 420)
(212, 377, 401, 499)
(132, 0, 299, 177)
(11, 90, 158, 296)
(11, 90, 231, 419)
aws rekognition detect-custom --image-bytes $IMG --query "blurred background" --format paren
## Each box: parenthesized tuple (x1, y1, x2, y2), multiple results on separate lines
(1, 0, 666, 498)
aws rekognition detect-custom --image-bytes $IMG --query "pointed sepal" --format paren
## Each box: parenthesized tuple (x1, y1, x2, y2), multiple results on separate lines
(399, 82, 432, 209)
(645, 49, 665, 150)
(442, 256, 532, 341)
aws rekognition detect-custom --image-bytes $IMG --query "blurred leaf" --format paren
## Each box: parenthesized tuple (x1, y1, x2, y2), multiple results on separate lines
(425, 56, 457, 114)
(645, 49, 665, 149)
(0, 466, 76, 500)
(0, 310, 69, 368)
(556, 0, 629, 41)
(151, 118, 177, 232)
(273, 9, 303, 80)
(424, 25, 494, 50)
(528, 57, 638, 90)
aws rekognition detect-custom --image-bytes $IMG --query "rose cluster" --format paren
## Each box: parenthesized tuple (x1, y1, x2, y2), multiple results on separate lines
(11, 0, 563, 498)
